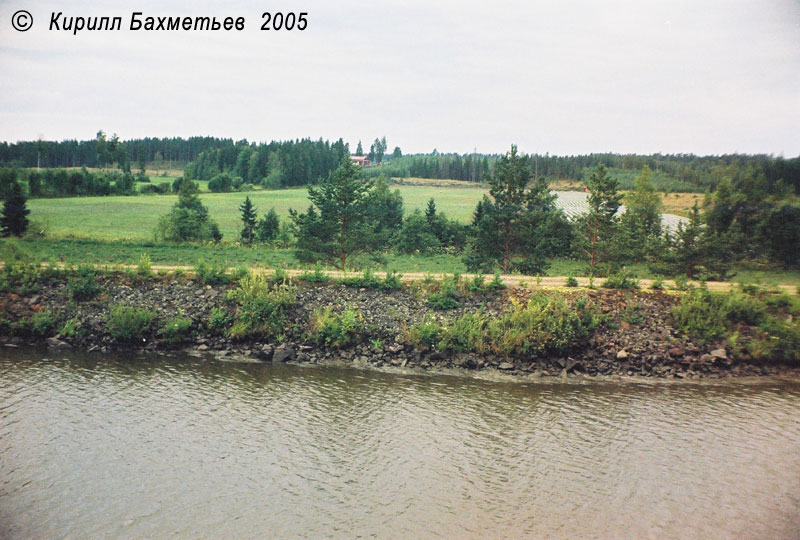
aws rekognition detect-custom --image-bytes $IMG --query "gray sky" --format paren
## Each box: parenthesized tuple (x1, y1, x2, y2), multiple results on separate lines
(1, 0, 798, 155)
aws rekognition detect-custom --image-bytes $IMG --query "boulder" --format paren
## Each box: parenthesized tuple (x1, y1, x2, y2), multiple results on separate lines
(616, 349, 629, 360)
(710, 348, 727, 359)
(272, 345, 295, 363)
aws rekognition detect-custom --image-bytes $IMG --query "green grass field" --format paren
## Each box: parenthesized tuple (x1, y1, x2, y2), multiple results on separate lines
(28, 185, 488, 240)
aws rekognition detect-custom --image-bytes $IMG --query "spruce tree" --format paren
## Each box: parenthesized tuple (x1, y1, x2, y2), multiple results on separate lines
(1, 181, 30, 237)
(256, 208, 280, 244)
(239, 196, 257, 245)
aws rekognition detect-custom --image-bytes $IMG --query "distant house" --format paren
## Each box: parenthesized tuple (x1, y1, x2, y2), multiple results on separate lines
(350, 155, 371, 166)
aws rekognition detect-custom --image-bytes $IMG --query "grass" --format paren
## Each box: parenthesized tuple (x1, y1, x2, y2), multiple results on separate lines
(5, 238, 799, 287)
(28, 185, 489, 240)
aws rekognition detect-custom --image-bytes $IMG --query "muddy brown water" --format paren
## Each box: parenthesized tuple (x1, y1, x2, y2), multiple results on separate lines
(1, 349, 799, 539)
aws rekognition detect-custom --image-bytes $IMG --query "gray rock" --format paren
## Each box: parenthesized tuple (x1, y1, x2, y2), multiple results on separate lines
(273, 345, 295, 363)
(616, 349, 629, 360)
(498, 362, 514, 370)
(710, 348, 727, 359)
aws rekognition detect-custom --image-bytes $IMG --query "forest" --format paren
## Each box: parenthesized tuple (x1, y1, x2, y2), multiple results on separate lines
(1, 132, 799, 196)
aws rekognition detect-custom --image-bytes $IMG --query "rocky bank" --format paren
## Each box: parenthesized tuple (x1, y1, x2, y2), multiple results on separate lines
(1, 274, 797, 379)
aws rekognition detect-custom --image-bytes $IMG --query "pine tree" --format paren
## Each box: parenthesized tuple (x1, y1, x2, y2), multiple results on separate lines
(1, 181, 30, 237)
(577, 164, 621, 275)
(463, 145, 567, 274)
(291, 157, 377, 269)
(239, 196, 257, 245)
(356, 141, 363, 156)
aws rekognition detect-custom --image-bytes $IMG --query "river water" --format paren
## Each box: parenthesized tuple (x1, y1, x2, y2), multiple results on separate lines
(1, 349, 799, 540)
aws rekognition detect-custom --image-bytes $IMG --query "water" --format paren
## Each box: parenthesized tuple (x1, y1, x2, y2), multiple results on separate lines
(1, 349, 799, 540)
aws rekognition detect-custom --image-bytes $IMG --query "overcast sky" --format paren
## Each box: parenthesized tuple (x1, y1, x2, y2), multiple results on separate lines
(1, 0, 798, 155)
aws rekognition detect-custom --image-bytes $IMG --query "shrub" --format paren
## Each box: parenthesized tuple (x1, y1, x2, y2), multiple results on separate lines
(427, 281, 460, 310)
(650, 277, 664, 290)
(60, 317, 80, 338)
(18, 309, 57, 338)
(106, 305, 156, 342)
(208, 307, 232, 334)
(340, 267, 381, 288)
(67, 265, 101, 301)
(672, 275, 691, 291)
(230, 265, 251, 282)
(438, 311, 489, 353)
(603, 270, 639, 290)
(307, 306, 364, 347)
(381, 270, 403, 290)
(300, 263, 330, 283)
(226, 275, 296, 339)
(565, 275, 578, 288)
(487, 272, 506, 291)
(161, 315, 193, 343)
(0, 261, 40, 295)
(269, 266, 291, 285)
(468, 274, 486, 292)
(194, 258, 229, 285)
(403, 314, 442, 349)
(486, 296, 595, 356)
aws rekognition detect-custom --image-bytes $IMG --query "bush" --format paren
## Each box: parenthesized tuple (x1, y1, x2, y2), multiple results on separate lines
(487, 272, 506, 291)
(60, 317, 80, 338)
(208, 307, 232, 334)
(486, 296, 596, 356)
(106, 305, 156, 342)
(16, 309, 57, 338)
(427, 281, 460, 310)
(194, 258, 229, 285)
(161, 315, 193, 343)
(650, 277, 664, 290)
(431, 296, 598, 356)
(307, 306, 364, 347)
(403, 314, 442, 349)
(226, 275, 296, 339)
(468, 274, 486, 292)
(603, 270, 639, 289)
(300, 263, 329, 283)
(565, 275, 578, 287)
(438, 311, 489, 353)
(0, 261, 40, 295)
(67, 265, 101, 301)
(672, 289, 799, 363)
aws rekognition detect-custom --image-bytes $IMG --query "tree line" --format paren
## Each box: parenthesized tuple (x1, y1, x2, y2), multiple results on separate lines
(3, 132, 798, 196)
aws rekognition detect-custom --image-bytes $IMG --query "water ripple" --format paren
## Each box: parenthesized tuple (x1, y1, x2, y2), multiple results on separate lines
(1, 350, 799, 540)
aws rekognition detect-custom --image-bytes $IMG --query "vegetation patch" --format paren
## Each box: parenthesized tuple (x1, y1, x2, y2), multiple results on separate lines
(672, 289, 800, 363)
(306, 306, 364, 348)
(106, 305, 156, 342)
(226, 274, 295, 340)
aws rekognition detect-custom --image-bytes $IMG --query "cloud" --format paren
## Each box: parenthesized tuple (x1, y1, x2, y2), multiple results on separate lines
(0, 0, 798, 155)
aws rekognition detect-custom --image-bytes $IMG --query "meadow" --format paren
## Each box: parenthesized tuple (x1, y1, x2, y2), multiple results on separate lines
(28, 184, 488, 240)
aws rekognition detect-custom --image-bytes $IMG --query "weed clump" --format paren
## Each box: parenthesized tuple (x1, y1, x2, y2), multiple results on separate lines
(226, 274, 295, 340)
(307, 306, 364, 347)
(106, 305, 156, 342)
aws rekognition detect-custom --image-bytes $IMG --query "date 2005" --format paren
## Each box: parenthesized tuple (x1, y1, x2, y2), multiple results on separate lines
(261, 12, 308, 30)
